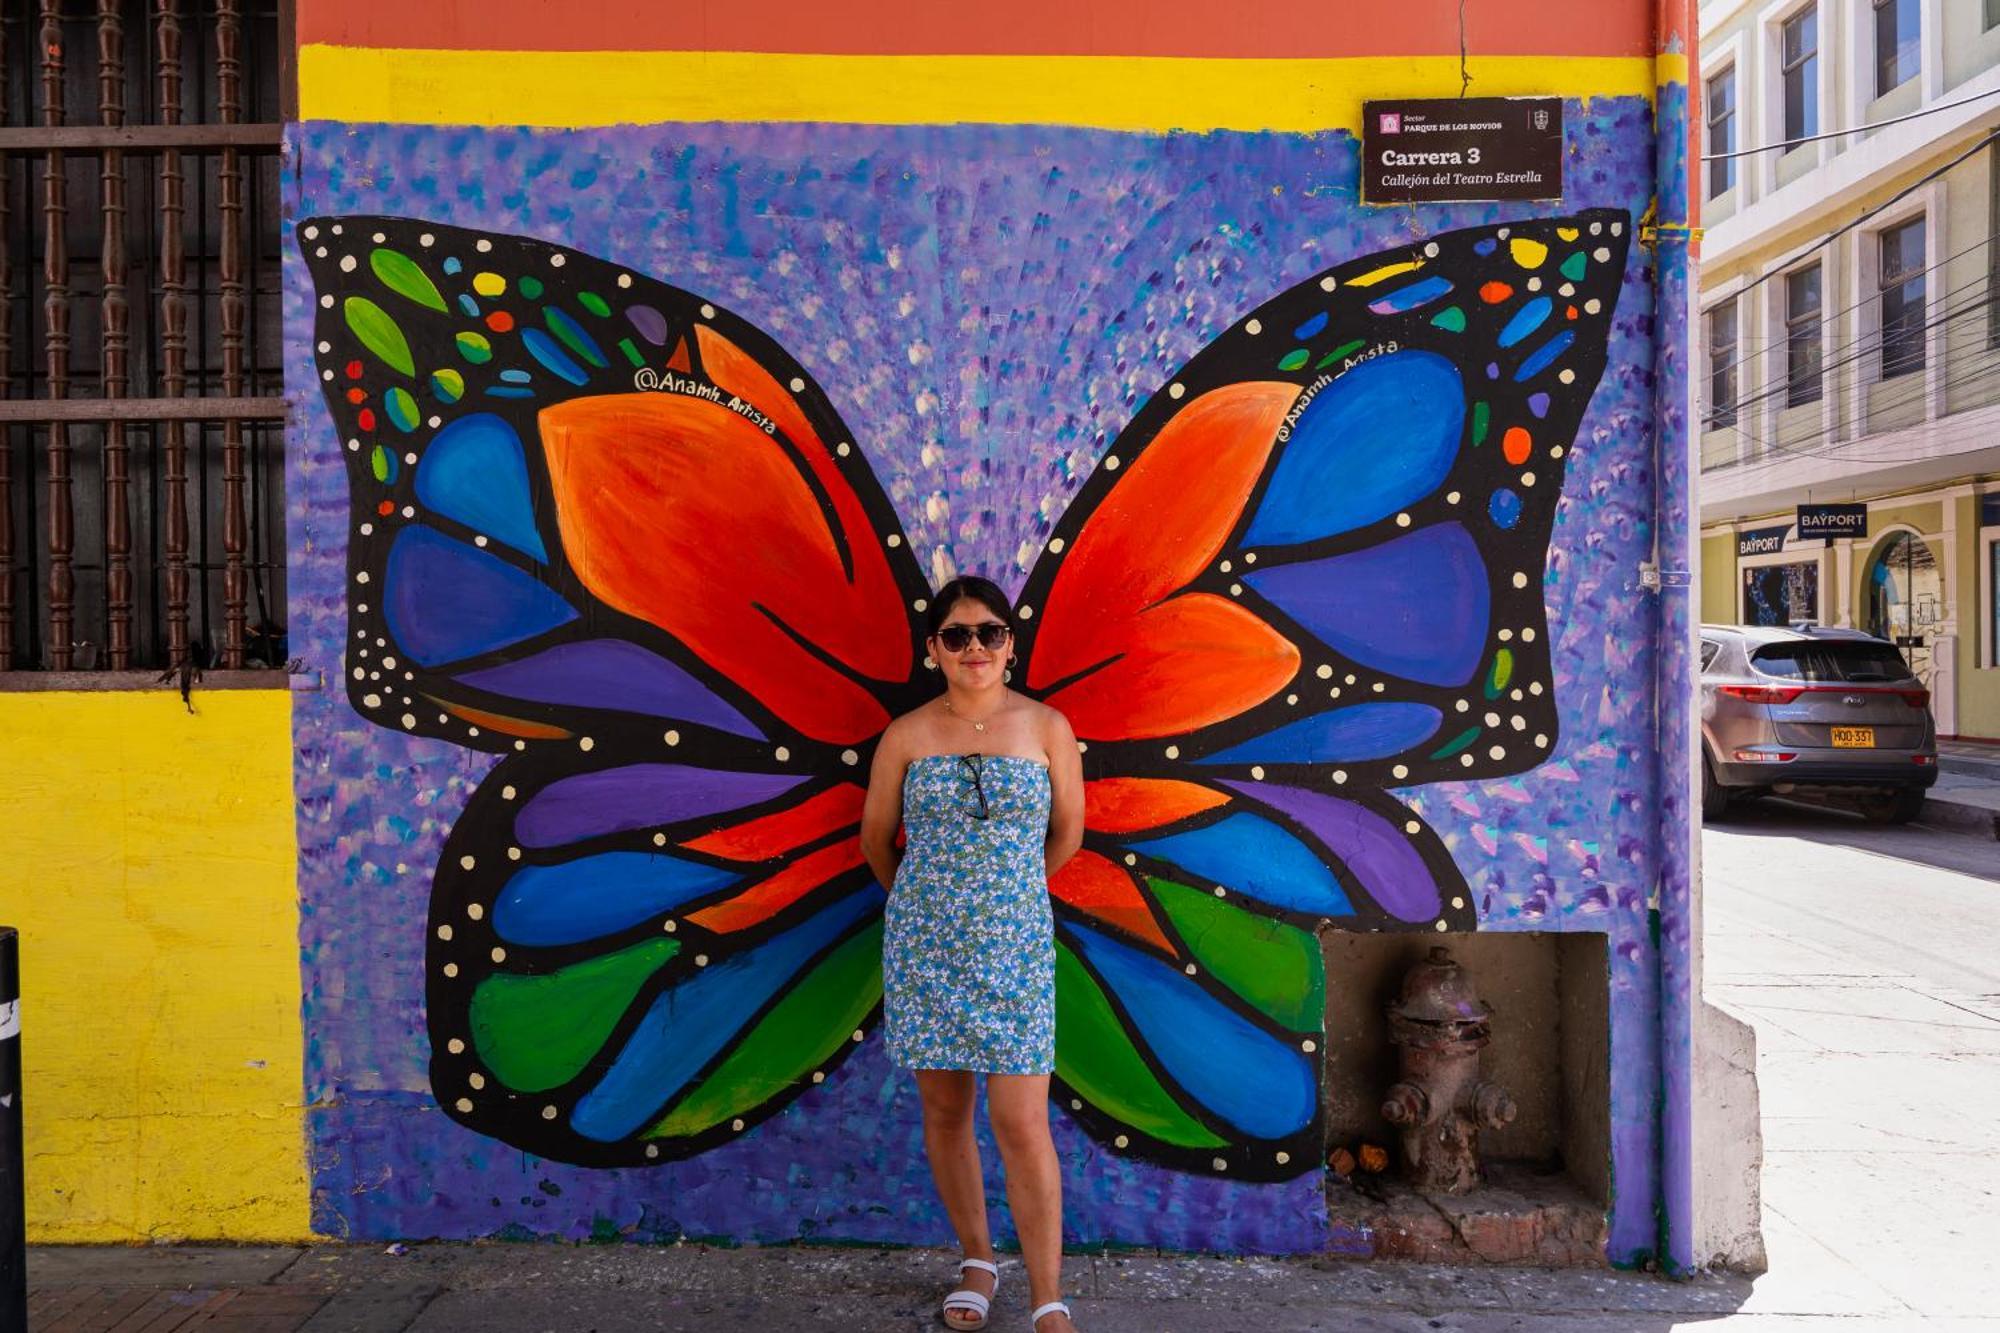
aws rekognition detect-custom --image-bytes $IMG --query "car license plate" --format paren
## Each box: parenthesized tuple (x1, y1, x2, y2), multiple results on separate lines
(1831, 726, 1874, 748)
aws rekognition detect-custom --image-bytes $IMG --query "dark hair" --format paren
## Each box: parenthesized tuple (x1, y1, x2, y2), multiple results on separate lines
(925, 576, 1018, 641)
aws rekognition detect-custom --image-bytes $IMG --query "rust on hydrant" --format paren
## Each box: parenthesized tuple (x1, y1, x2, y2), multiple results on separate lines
(1380, 946, 1518, 1195)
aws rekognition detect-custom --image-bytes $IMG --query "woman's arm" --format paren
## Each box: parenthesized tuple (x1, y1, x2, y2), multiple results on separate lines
(1043, 706, 1084, 875)
(859, 721, 909, 892)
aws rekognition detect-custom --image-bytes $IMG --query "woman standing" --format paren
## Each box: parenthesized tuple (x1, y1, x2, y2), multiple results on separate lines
(860, 576, 1085, 1333)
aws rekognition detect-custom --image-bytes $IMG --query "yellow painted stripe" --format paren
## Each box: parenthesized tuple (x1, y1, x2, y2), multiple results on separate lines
(300, 46, 1657, 131)
(1656, 52, 1691, 87)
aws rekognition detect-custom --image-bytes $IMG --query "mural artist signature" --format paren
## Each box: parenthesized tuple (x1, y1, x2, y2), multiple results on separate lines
(633, 366, 778, 435)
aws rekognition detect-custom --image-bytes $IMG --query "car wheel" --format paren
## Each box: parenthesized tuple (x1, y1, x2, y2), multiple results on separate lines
(1701, 757, 1731, 822)
(1860, 788, 1926, 825)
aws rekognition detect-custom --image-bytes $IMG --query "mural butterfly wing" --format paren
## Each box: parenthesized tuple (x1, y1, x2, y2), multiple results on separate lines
(1009, 211, 1633, 1177)
(299, 216, 933, 1165)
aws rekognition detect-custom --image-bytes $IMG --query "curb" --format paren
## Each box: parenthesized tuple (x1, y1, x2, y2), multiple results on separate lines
(1918, 795, 2000, 839)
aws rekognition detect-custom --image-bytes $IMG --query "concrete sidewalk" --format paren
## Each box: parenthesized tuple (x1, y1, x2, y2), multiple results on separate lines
(1925, 740, 2000, 837)
(24, 1240, 2000, 1332)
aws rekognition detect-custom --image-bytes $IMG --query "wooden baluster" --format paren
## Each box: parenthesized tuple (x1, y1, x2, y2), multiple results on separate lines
(216, 0, 246, 668)
(0, 15, 15, 671)
(41, 0, 73, 671)
(157, 0, 189, 673)
(99, 0, 131, 669)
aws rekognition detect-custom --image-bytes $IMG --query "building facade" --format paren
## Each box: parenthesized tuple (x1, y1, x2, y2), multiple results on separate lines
(0, 0, 1746, 1274)
(1697, 0, 2000, 740)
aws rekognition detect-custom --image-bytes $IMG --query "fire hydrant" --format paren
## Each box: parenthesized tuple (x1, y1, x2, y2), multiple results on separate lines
(1380, 946, 1518, 1195)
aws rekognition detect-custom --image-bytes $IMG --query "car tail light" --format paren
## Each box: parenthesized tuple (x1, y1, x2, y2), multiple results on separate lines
(1732, 749, 1797, 763)
(1913, 754, 1937, 766)
(1896, 688, 1930, 708)
(1718, 685, 1803, 705)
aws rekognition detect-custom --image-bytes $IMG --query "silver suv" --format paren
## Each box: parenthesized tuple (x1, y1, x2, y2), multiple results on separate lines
(1699, 624, 1938, 823)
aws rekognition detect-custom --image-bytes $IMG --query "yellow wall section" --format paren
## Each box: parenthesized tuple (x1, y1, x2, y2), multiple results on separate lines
(298, 46, 1658, 131)
(0, 690, 308, 1242)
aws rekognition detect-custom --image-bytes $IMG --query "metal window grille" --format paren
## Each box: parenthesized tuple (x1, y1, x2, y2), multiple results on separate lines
(1784, 264, 1823, 407)
(1879, 218, 1926, 380)
(1705, 67, 1736, 200)
(1781, 9, 1817, 145)
(1706, 300, 1738, 429)
(0, 1, 287, 682)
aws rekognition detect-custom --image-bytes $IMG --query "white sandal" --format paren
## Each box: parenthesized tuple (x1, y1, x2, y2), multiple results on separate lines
(1030, 1300, 1073, 1330)
(941, 1257, 1000, 1331)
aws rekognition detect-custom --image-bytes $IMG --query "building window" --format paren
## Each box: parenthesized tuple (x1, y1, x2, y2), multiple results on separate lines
(1875, 0, 1919, 97)
(1879, 219, 1926, 379)
(1706, 66, 1738, 198)
(1707, 301, 1740, 428)
(1786, 265, 1824, 406)
(1743, 562, 1820, 626)
(1782, 8, 1818, 145)
(1988, 0, 2000, 31)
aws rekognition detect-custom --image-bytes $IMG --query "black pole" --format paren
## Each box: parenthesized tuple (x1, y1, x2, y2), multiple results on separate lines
(0, 927, 22, 1333)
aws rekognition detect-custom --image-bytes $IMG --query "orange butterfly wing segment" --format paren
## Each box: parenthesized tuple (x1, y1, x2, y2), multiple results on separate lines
(539, 392, 903, 746)
(685, 836, 868, 934)
(684, 784, 867, 860)
(1049, 851, 1176, 956)
(431, 698, 574, 740)
(1082, 777, 1231, 832)
(679, 784, 873, 934)
(1029, 383, 1302, 740)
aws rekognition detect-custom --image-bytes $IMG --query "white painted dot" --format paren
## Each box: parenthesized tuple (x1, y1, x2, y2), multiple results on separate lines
(459, 855, 477, 871)
(1436, 920, 1449, 933)
(320, 295, 334, 308)
(1213, 1157, 1229, 1171)
(813, 1072, 826, 1084)
(1301, 1038, 1317, 1052)
(428, 416, 442, 428)
(514, 740, 526, 751)
(1513, 572, 1530, 589)
(437, 924, 453, 941)
(1396, 512, 1411, 527)
(1424, 242, 1440, 258)
(1185, 964, 1199, 976)
(443, 963, 459, 977)
(1451, 896, 1465, 910)
(852, 1029, 865, 1043)
(886, 534, 902, 548)
(1219, 559, 1233, 573)
(1115, 1134, 1130, 1148)
(1277, 1151, 1292, 1165)
(322, 368, 334, 381)
(700, 303, 716, 319)
(1530, 682, 1545, 696)
(1485, 712, 1501, 727)
(645, 1145, 660, 1158)
(1315, 664, 1333, 679)
(1104, 455, 1121, 471)
(1123, 853, 1138, 866)
(1405, 820, 1421, 835)
(732, 1118, 745, 1131)
(1165, 745, 1180, 759)
(1213, 886, 1226, 897)
(1018, 605, 1034, 620)
(1392, 764, 1409, 779)
(355, 570, 371, 585)
(1372, 681, 1386, 693)
(473, 535, 488, 548)
(789, 377, 805, 393)
(1550, 445, 1565, 459)
(1251, 765, 1266, 780)
(1286, 693, 1298, 705)
(1319, 276, 1337, 292)
(1590, 221, 1603, 235)
(1610, 221, 1624, 237)
(1527, 276, 1542, 292)
(338, 254, 357, 272)
(836, 442, 852, 457)
(696, 954, 710, 967)
(1169, 382, 1186, 399)
(1332, 770, 1348, 785)
(1446, 490, 1461, 504)
(447, 1038, 465, 1054)
(401, 713, 417, 730)
(653, 833, 668, 847)
(1521, 472, 1537, 488)
(475, 238, 492, 252)
(467, 903, 485, 921)
(1593, 247, 1612, 263)
(456, 1097, 473, 1112)
(1511, 715, 1527, 731)
(467, 1071, 484, 1089)
(1559, 369, 1576, 384)
(617, 273, 632, 288)
(1499, 629, 1515, 642)
(1345, 674, 1357, 685)
(1245, 319, 1263, 335)
(665, 730, 681, 746)
(1585, 298, 1602, 315)
(1522, 627, 1537, 643)
(1536, 733, 1550, 747)
(419, 233, 435, 247)
(1328, 687, 1341, 699)
(548, 252, 566, 268)
(363, 692, 382, 709)
(663, 920, 677, 933)
(1489, 745, 1507, 761)
(501, 785, 516, 800)
(304, 225, 320, 240)
(579, 736, 595, 752)
(1048, 537, 1066, 553)
(1230, 583, 1243, 597)
(1559, 283, 1575, 298)
(1512, 688, 1526, 701)
(774, 746, 791, 762)
(490, 946, 506, 963)
(914, 598, 927, 612)
(402, 506, 414, 518)
(542, 1105, 559, 1120)
(1244, 552, 1257, 564)
(841, 749, 860, 766)
(506, 846, 521, 862)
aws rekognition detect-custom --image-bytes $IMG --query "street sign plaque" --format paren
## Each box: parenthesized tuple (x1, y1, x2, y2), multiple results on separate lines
(1362, 97, 1564, 204)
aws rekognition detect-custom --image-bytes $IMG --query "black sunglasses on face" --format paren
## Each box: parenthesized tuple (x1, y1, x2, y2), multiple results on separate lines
(934, 622, 1011, 653)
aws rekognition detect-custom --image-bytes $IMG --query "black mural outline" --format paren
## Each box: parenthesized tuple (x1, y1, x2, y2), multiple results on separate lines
(298, 208, 1630, 1181)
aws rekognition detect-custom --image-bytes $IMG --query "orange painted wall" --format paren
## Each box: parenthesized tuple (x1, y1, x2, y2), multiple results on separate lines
(295, 0, 1653, 59)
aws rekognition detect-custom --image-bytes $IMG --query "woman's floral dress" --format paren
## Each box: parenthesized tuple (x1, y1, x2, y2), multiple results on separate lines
(882, 753, 1055, 1074)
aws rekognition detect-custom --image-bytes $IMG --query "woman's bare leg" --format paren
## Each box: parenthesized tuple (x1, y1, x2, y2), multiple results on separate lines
(986, 1073, 1074, 1332)
(915, 1070, 995, 1328)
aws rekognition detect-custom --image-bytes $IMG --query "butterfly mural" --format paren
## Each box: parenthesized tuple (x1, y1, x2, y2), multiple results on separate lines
(299, 209, 1630, 1182)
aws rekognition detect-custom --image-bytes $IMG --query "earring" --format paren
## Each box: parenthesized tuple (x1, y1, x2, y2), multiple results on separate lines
(924, 657, 937, 670)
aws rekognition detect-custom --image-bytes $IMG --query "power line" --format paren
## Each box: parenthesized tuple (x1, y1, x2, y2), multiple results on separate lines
(1704, 85, 2000, 161)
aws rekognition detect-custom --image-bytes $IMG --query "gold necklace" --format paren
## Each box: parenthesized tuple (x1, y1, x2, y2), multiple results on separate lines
(941, 696, 1000, 734)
